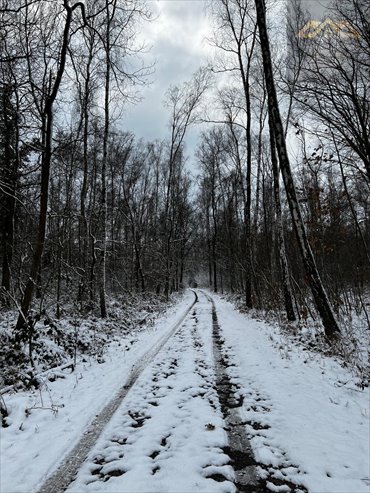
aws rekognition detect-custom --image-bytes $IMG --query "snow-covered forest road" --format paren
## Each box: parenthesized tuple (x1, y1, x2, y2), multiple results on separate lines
(1, 291, 369, 493)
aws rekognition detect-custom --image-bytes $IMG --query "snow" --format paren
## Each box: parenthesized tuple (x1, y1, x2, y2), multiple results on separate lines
(214, 293, 370, 493)
(1, 289, 369, 493)
(66, 295, 234, 493)
(0, 291, 196, 493)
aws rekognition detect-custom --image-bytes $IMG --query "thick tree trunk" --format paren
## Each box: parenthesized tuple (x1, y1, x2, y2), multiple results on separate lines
(268, 113, 296, 322)
(1, 86, 17, 295)
(79, 52, 92, 302)
(223, 0, 257, 307)
(254, 0, 340, 338)
(211, 169, 218, 293)
(1, 191, 15, 293)
(16, 4, 74, 330)
(239, 37, 256, 309)
(16, 110, 52, 328)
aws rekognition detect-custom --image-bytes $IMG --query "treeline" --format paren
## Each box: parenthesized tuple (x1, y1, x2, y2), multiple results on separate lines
(0, 0, 207, 325)
(194, 0, 369, 336)
(0, 0, 369, 340)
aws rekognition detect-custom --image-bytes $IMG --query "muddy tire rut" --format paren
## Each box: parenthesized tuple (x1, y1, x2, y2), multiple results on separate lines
(205, 291, 308, 493)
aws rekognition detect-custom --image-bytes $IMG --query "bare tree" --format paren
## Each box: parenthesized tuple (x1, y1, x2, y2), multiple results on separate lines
(16, 0, 87, 330)
(254, 0, 341, 338)
(210, 0, 258, 307)
(162, 67, 210, 298)
(268, 112, 296, 321)
(289, 0, 370, 182)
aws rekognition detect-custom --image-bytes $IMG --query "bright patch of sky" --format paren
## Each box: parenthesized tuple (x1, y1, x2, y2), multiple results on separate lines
(123, 0, 213, 157)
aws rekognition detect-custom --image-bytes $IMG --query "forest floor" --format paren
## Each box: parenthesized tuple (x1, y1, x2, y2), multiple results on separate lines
(1, 290, 369, 493)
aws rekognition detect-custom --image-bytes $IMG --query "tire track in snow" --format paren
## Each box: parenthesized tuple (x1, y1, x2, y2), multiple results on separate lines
(66, 293, 235, 492)
(202, 290, 263, 492)
(204, 291, 308, 493)
(38, 290, 306, 493)
(36, 291, 198, 493)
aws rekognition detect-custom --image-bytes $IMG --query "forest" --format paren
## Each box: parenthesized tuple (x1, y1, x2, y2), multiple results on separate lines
(0, 0, 369, 388)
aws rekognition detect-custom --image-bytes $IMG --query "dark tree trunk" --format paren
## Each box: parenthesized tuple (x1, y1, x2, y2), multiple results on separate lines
(268, 112, 296, 322)
(1, 85, 17, 296)
(16, 2, 76, 329)
(254, 0, 340, 338)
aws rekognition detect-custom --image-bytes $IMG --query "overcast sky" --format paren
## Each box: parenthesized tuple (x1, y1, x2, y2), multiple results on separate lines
(122, 0, 212, 158)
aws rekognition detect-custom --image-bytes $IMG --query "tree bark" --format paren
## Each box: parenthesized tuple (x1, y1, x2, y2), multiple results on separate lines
(1, 84, 18, 296)
(99, 0, 114, 319)
(16, 2, 76, 329)
(254, 0, 340, 338)
(268, 112, 296, 321)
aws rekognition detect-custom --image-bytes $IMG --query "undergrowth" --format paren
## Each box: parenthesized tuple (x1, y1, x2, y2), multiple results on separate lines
(224, 291, 370, 389)
(0, 292, 177, 392)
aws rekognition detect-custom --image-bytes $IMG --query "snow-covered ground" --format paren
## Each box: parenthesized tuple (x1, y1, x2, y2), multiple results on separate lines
(0, 292, 196, 493)
(215, 293, 370, 493)
(66, 293, 232, 493)
(1, 290, 369, 493)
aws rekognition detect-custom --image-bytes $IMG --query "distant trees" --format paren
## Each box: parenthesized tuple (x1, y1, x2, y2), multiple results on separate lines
(0, 0, 201, 325)
(198, 128, 223, 293)
(194, 0, 368, 336)
(0, 0, 368, 342)
(162, 68, 210, 298)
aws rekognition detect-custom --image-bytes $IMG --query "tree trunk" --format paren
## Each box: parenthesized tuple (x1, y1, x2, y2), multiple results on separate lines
(79, 43, 93, 302)
(1, 85, 17, 296)
(268, 112, 296, 321)
(99, 0, 113, 319)
(238, 31, 256, 309)
(254, 0, 340, 338)
(16, 3, 74, 329)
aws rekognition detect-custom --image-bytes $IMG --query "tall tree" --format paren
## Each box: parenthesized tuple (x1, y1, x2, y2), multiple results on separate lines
(254, 0, 340, 338)
(162, 67, 210, 298)
(268, 112, 296, 321)
(211, 0, 258, 307)
(16, 1, 87, 329)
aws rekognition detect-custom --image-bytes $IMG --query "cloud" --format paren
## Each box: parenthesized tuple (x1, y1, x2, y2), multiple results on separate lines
(122, 0, 212, 146)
